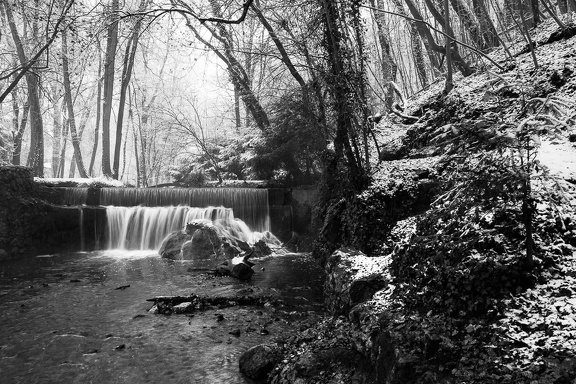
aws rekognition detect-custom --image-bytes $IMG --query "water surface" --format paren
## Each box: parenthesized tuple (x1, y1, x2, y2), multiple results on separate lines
(0, 251, 323, 383)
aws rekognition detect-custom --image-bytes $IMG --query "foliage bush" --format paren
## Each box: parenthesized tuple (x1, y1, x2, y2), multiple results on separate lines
(169, 161, 208, 187)
(391, 89, 576, 318)
(251, 88, 326, 186)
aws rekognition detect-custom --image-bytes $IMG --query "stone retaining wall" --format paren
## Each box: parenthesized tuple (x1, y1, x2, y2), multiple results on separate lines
(0, 166, 98, 260)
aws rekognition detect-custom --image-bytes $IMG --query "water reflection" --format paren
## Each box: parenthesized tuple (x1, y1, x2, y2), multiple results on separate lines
(0, 251, 323, 383)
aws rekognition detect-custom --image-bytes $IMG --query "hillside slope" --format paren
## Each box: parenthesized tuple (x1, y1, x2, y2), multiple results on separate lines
(268, 16, 576, 384)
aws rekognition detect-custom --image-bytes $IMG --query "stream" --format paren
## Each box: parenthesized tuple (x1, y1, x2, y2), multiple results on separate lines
(0, 251, 324, 383)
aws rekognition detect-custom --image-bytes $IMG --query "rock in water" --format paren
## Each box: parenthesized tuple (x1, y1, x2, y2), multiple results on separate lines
(181, 222, 223, 260)
(252, 240, 272, 258)
(239, 343, 282, 380)
(159, 231, 190, 259)
(216, 256, 255, 281)
(231, 261, 255, 281)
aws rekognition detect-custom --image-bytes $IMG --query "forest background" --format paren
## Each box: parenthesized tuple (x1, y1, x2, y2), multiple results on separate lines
(0, 0, 574, 189)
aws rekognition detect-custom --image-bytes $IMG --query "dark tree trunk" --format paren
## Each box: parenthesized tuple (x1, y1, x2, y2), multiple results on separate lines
(113, 0, 147, 179)
(101, 0, 119, 177)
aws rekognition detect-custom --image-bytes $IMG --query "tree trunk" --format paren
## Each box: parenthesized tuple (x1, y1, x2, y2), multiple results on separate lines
(101, 0, 119, 177)
(418, 0, 473, 76)
(234, 85, 241, 131)
(113, 0, 147, 179)
(472, 0, 499, 47)
(449, 0, 488, 50)
(51, 85, 62, 177)
(89, 41, 103, 177)
(10, 81, 28, 166)
(61, 27, 88, 178)
(531, 0, 540, 26)
(411, 25, 429, 87)
(68, 103, 92, 178)
(370, 0, 399, 110)
(321, 0, 366, 190)
(3, 1, 45, 176)
(58, 118, 69, 178)
(444, 0, 454, 93)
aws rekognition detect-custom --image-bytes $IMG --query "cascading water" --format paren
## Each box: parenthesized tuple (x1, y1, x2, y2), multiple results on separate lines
(105, 205, 275, 251)
(100, 188, 270, 232)
(60, 187, 89, 206)
(54, 187, 276, 251)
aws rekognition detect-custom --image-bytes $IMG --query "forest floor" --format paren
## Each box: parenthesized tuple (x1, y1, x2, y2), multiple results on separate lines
(271, 16, 576, 384)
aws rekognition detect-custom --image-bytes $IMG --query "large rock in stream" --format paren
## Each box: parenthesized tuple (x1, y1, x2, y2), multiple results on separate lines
(158, 231, 191, 259)
(158, 220, 257, 280)
(159, 220, 228, 260)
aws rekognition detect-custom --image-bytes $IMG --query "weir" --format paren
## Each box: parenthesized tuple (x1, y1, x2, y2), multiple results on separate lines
(53, 187, 278, 252)
(106, 206, 272, 251)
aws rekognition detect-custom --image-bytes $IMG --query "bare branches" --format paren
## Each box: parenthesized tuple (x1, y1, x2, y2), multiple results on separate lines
(0, 0, 75, 103)
(119, 0, 254, 26)
(198, 0, 253, 24)
(361, 3, 505, 72)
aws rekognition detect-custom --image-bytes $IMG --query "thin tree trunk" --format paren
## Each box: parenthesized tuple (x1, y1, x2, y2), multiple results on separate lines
(58, 118, 69, 178)
(52, 85, 62, 177)
(234, 85, 241, 131)
(370, 0, 399, 110)
(101, 0, 119, 177)
(68, 103, 92, 178)
(419, 0, 473, 75)
(515, 0, 539, 68)
(390, 0, 440, 71)
(89, 41, 103, 177)
(472, 0, 499, 48)
(444, 0, 454, 93)
(531, 0, 540, 26)
(449, 0, 488, 50)
(411, 26, 429, 87)
(10, 79, 28, 166)
(113, 0, 147, 179)
(62, 27, 88, 178)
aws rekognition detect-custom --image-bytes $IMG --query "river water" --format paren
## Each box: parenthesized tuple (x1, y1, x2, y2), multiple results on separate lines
(0, 251, 324, 383)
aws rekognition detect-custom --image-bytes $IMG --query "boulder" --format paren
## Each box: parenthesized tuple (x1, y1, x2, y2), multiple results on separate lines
(216, 256, 255, 281)
(222, 239, 242, 258)
(239, 343, 283, 380)
(252, 240, 272, 258)
(181, 225, 223, 260)
(324, 248, 390, 316)
(159, 231, 191, 259)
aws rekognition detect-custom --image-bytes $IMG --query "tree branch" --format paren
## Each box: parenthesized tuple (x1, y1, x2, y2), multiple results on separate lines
(0, 0, 75, 103)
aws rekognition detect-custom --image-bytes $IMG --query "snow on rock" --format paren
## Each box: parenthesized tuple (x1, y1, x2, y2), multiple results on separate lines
(324, 248, 391, 316)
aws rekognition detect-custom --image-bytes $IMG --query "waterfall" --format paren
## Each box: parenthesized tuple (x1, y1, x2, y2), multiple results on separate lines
(60, 188, 89, 206)
(54, 187, 275, 251)
(100, 188, 270, 232)
(106, 206, 274, 251)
